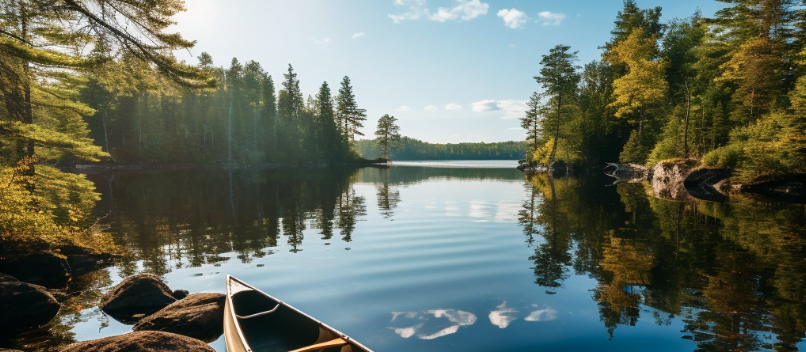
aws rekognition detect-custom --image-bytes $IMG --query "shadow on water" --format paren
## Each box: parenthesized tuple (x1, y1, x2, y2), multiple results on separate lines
(520, 173, 806, 351)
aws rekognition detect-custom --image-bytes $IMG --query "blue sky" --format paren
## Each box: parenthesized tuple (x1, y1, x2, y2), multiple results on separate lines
(172, 0, 724, 143)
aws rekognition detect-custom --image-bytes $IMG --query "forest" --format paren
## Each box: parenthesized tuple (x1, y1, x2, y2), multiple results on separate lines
(355, 137, 526, 160)
(524, 0, 806, 182)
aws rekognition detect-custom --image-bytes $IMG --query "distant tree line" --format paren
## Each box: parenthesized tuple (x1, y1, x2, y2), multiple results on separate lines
(82, 55, 370, 165)
(356, 136, 526, 160)
(524, 0, 806, 182)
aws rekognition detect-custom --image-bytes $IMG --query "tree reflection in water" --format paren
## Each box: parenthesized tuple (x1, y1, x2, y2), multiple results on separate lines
(519, 173, 806, 349)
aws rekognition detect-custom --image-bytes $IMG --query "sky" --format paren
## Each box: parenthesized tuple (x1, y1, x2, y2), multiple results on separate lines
(171, 0, 725, 144)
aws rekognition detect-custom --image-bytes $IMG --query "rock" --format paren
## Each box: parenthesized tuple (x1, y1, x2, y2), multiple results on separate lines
(99, 274, 176, 323)
(172, 289, 189, 300)
(133, 293, 225, 342)
(59, 331, 215, 352)
(0, 251, 71, 288)
(604, 163, 648, 183)
(741, 174, 806, 203)
(0, 348, 24, 352)
(683, 168, 731, 202)
(56, 245, 119, 277)
(650, 159, 699, 201)
(0, 273, 61, 332)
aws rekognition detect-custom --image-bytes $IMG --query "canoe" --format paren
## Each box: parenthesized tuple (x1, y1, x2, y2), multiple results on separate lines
(224, 275, 374, 352)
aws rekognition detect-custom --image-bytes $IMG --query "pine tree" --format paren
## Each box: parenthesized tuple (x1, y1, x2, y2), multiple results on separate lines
(374, 114, 401, 159)
(336, 76, 367, 143)
(521, 92, 545, 162)
(534, 45, 581, 164)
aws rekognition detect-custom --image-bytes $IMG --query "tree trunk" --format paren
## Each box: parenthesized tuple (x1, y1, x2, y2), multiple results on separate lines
(549, 95, 561, 164)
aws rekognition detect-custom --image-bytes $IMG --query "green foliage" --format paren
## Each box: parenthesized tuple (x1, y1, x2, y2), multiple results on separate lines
(531, 138, 583, 165)
(620, 130, 649, 164)
(374, 114, 401, 159)
(703, 112, 806, 181)
(0, 159, 117, 257)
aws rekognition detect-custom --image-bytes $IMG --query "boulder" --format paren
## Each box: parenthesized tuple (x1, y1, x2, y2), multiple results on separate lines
(133, 293, 225, 342)
(651, 159, 699, 201)
(0, 273, 60, 332)
(0, 251, 71, 288)
(59, 331, 215, 352)
(99, 274, 176, 323)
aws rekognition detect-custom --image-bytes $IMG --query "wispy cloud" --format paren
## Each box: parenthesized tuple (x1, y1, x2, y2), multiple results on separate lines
(538, 11, 566, 26)
(352, 32, 365, 39)
(472, 99, 528, 119)
(425, 105, 439, 112)
(497, 8, 528, 29)
(446, 103, 462, 111)
(430, 0, 489, 22)
(398, 105, 412, 112)
(389, 0, 489, 23)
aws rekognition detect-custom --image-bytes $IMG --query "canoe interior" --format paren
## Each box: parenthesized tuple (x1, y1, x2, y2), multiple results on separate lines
(232, 289, 353, 352)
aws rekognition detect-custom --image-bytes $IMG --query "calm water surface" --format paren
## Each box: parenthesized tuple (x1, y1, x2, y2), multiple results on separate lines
(19, 161, 806, 351)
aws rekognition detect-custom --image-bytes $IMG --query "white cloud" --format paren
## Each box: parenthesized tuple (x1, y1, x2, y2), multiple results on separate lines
(425, 105, 439, 112)
(430, 0, 489, 22)
(390, 0, 488, 23)
(471, 99, 500, 112)
(311, 37, 332, 44)
(497, 8, 528, 29)
(352, 32, 365, 39)
(538, 11, 566, 26)
(446, 103, 462, 111)
(471, 99, 528, 119)
(398, 105, 412, 112)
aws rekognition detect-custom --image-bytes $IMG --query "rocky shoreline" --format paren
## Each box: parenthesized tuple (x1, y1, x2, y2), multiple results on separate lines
(0, 252, 224, 351)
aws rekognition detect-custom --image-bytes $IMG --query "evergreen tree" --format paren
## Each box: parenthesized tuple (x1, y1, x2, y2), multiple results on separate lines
(374, 114, 401, 159)
(520, 92, 545, 164)
(534, 45, 581, 164)
(336, 76, 367, 143)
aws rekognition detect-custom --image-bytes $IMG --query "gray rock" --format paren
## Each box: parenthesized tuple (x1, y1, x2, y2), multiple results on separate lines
(0, 251, 71, 288)
(651, 159, 699, 201)
(133, 293, 225, 342)
(99, 274, 176, 323)
(0, 273, 60, 332)
(59, 331, 215, 352)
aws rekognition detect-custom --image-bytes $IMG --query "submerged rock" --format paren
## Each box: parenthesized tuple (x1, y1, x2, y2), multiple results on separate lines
(0, 251, 71, 288)
(0, 273, 60, 332)
(99, 274, 176, 323)
(59, 331, 215, 352)
(651, 159, 699, 201)
(603, 163, 648, 183)
(133, 293, 225, 342)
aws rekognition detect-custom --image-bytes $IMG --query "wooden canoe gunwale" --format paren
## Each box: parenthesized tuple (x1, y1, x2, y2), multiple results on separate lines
(224, 274, 374, 352)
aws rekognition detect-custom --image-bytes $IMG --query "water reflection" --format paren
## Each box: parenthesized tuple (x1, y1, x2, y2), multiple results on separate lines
(389, 309, 477, 340)
(521, 173, 806, 350)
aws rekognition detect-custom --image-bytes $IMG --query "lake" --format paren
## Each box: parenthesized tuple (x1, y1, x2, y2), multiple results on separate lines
(17, 161, 806, 351)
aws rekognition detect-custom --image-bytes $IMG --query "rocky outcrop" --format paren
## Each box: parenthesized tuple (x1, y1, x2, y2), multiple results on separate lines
(59, 331, 216, 352)
(0, 252, 71, 288)
(133, 293, 225, 342)
(650, 159, 699, 201)
(99, 274, 176, 323)
(683, 168, 731, 202)
(0, 273, 60, 332)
